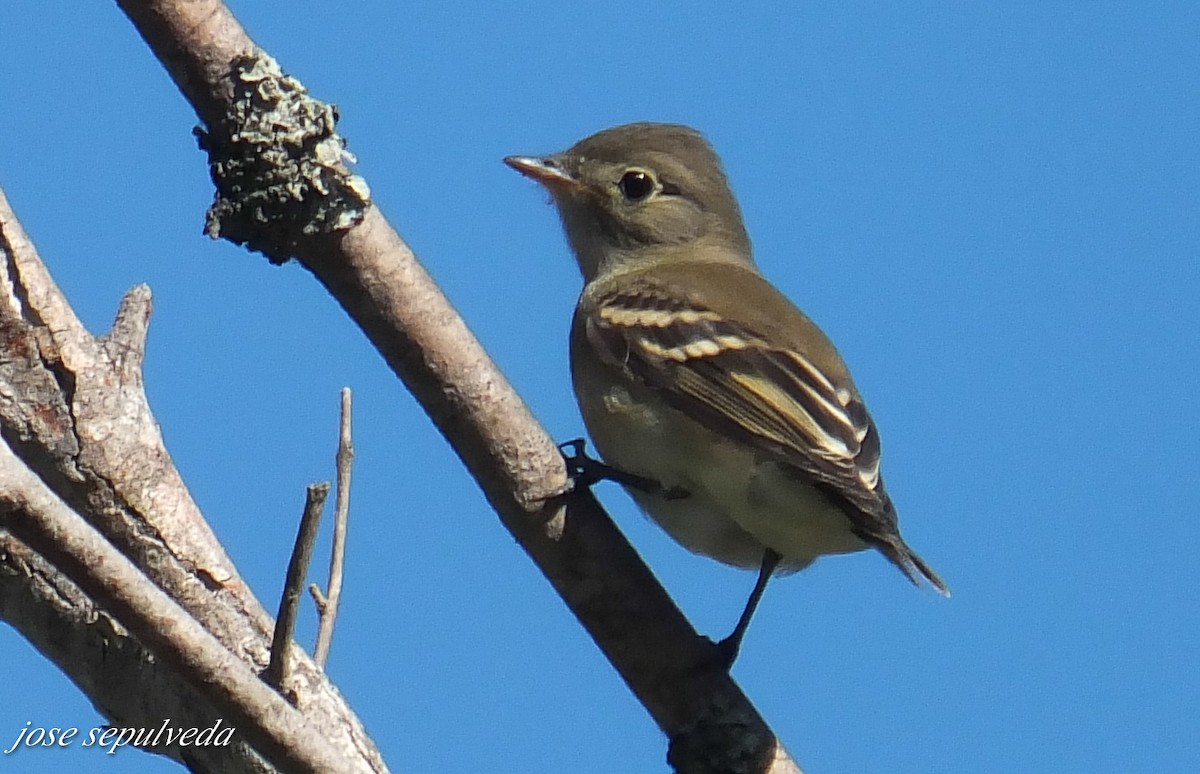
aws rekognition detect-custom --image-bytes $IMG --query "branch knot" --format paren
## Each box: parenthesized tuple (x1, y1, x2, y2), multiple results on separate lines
(196, 52, 371, 264)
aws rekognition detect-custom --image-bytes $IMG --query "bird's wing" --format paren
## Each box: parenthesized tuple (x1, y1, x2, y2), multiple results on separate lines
(584, 281, 887, 520)
(583, 276, 948, 594)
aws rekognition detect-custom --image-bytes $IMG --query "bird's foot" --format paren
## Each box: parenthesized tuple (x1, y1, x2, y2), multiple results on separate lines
(697, 635, 740, 672)
(558, 439, 690, 500)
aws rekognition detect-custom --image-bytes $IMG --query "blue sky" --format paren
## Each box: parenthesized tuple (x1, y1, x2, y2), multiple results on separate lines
(2, 2, 1198, 772)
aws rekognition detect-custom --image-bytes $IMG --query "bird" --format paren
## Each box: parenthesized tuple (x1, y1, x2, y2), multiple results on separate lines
(505, 122, 947, 665)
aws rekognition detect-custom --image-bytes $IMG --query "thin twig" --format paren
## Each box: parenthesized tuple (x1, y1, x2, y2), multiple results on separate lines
(309, 583, 327, 611)
(314, 388, 353, 667)
(266, 482, 330, 690)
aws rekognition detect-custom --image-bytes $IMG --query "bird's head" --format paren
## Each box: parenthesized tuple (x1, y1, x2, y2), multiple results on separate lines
(505, 122, 753, 281)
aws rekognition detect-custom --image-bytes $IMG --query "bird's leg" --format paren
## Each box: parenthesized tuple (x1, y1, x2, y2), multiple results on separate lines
(714, 548, 782, 669)
(558, 439, 689, 500)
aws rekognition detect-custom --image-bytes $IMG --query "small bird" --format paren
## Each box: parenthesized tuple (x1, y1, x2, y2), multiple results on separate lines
(506, 123, 947, 665)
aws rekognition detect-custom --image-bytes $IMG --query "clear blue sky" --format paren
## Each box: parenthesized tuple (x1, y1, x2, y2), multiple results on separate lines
(2, 2, 1197, 772)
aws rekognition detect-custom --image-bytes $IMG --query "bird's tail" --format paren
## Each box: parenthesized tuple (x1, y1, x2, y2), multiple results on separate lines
(876, 535, 950, 597)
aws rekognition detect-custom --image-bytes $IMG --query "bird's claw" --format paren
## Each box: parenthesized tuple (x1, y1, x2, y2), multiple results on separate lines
(558, 438, 690, 500)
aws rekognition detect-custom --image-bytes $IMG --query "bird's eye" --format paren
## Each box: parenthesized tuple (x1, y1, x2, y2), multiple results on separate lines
(618, 170, 656, 201)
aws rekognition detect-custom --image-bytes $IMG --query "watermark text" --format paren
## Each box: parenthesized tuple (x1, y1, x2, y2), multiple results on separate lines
(4, 719, 234, 755)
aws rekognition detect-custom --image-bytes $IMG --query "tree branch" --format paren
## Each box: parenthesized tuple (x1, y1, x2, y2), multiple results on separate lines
(313, 388, 353, 668)
(0, 183, 386, 772)
(267, 483, 330, 690)
(0, 443, 349, 774)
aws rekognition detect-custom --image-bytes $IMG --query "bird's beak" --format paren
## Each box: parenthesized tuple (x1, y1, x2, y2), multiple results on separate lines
(503, 155, 582, 191)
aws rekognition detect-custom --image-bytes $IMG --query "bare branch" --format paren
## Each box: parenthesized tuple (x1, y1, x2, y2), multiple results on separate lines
(1, 177, 388, 773)
(314, 388, 353, 668)
(0, 442, 354, 774)
(266, 483, 330, 690)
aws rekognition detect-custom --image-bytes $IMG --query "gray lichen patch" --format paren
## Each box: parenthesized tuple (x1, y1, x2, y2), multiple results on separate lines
(196, 52, 371, 264)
